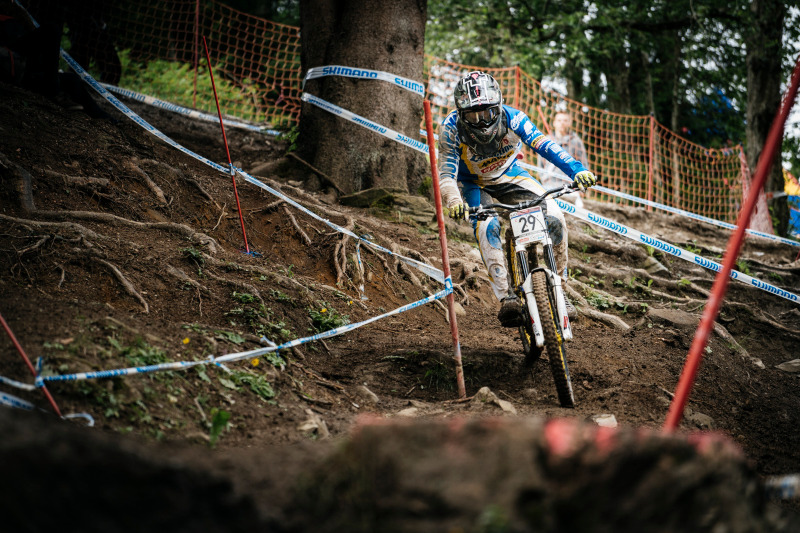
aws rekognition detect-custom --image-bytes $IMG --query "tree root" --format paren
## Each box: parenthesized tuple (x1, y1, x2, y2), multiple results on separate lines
(0, 213, 106, 244)
(139, 158, 219, 209)
(333, 216, 355, 286)
(0, 150, 35, 211)
(565, 284, 630, 331)
(124, 160, 167, 206)
(286, 152, 345, 194)
(284, 205, 312, 246)
(41, 168, 109, 189)
(568, 229, 648, 262)
(17, 235, 50, 256)
(32, 210, 219, 253)
(166, 264, 208, 316)
(250, 198, 284, 214)
(93, 257, 149, 313)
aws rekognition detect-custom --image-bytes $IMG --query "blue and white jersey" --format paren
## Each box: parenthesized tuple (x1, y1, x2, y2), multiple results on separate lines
(437, 105, 587, 206)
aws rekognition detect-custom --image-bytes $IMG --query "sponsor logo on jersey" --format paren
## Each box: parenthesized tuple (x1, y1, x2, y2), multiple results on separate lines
(523, 122, 533, 135)
(510, 112, 523, 129)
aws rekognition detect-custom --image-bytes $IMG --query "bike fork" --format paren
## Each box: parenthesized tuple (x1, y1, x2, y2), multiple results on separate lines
(543, 244, 573, 341)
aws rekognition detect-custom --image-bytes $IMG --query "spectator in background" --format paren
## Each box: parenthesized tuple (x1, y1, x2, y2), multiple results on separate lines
(538, 110, 589, 209)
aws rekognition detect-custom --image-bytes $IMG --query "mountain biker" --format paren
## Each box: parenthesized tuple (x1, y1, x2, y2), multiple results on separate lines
(437, 71, 597, 327)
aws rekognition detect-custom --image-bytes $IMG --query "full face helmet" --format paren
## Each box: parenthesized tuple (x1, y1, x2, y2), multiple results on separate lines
(453, 71, 505, 154)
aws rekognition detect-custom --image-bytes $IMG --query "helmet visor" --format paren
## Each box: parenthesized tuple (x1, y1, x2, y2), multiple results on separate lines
(463, 106, 499, 126)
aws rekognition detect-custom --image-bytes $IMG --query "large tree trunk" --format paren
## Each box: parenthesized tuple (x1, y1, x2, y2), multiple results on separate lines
(297, 0, 428, 195)
(745, 0, 786, 235)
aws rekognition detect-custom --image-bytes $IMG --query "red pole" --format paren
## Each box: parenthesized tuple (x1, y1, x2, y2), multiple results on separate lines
(514, 66, 521, 109)
(646, 115, 655, 212)
(0, 311, 62, 417)
(663, 54, 800, 432)
(423, 100, 466, 399)
(536, 105, 552, 135)
(202, 36, 250, 253)
(193, 0, 199, 108)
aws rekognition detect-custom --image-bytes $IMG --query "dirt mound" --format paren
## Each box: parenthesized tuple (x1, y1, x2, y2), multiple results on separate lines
(1, 79, 799, 527)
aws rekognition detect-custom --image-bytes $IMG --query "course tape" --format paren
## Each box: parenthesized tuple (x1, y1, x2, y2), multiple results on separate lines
(304, 65, 425, 97)
(557, 199, 800, 305)
(101, 83, 281, 136)
(765, 474, 800, 500)
(302, 93, 430, 155)
(0, 391, 34, 410)
(35, 285, 451, 385)
(0, 375, 36, 391)
(523, 162, 799, 248)
(57, 51, 443, 284)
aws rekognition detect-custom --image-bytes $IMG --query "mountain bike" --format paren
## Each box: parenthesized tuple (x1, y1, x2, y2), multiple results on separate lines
(469, 184, 577, 407)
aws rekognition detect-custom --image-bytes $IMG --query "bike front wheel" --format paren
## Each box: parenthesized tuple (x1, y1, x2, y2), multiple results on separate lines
(531, 270, 575, 407)
(505, 228, 542, 366)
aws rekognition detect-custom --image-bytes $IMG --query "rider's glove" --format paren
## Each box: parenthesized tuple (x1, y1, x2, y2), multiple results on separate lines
(573, 170, 597, 192)
(444, 202, 467, 221)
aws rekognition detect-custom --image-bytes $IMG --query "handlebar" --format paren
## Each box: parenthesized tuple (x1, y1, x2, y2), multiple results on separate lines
(467, 183, 578, 216)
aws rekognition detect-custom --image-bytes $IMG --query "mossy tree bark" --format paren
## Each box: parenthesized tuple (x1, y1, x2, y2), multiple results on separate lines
(298, 0, 428, 195)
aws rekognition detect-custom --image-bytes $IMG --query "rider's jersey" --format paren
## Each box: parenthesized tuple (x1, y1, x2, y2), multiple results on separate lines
(438, 105, 587, 206)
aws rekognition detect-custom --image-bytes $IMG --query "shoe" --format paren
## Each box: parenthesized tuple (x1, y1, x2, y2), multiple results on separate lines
(564, 296, 578, 321)
(498, 296, 524, 327)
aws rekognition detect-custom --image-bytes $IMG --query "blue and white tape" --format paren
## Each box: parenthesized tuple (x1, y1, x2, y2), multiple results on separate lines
(35, 284, 452, 384)
(765, 474, 800, 500)
(0, 391, 35, 410)
(557, 200, 800, 305)
(101, 83, 281, 135)
(0, 375, 36, 391)
(525, 163, 799, 248)
(304, 65, 425, 97)
(302, 93, 430, 155)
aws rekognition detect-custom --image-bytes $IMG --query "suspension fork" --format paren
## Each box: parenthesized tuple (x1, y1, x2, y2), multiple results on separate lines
(514, 243, 545, 347)
(543, 243, 573, 341)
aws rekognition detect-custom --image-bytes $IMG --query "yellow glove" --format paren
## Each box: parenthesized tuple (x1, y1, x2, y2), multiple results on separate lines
(444, 202, 467, 221)
(574, 170, 597, 192)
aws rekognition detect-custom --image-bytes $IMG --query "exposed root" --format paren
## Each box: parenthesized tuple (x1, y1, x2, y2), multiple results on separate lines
(92, 258, 149, 313)
(124, 160, 167, 205)
(41, 169, 110, 189)
(569, 229, 648, 262)
(32, 210, 219, 253)
(165, 264, 208, 317)
(333, 216, 355, 286)
(54, 263, 65, 289)
(565, 284, 630, 331)
(711, 322, 760, 367)
(0, 213, 104, 243)
(139, 159, 220, 209)
(284, 205, 312, 246)
(17, 235, 50, 256)
(250, 198, 284, 213)
(212, 204, 227, 232)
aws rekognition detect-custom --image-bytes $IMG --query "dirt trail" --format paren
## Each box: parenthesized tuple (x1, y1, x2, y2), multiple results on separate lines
(1, 81, 799, 530)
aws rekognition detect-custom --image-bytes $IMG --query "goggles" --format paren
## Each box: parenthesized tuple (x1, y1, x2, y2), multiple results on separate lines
(463, 106, 499, 126)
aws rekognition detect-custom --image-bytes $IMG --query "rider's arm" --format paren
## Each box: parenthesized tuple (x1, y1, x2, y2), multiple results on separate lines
(437, 113, 465, 207)
(508, 109, 587, 179)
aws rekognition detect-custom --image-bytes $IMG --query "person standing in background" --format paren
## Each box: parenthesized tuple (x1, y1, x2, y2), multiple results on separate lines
(538, 110, 589, 209)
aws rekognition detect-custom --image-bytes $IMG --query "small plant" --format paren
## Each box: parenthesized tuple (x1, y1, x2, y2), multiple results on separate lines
(424, 359, 453, 391)
(767, 272, 783, 283)
(231, 370, 276, 401)
(645, 245, 655, 257)
(232, 291, 257, 304)
(279, 124, 300, 152)
(279, 264, 295, 278)
(214, 330, 246, 344)
(735, 259, 752, 276)
(308, 302, 349, 332)
(678, 278, 691, 288)
(685, 240, 702, 254)
(208, 408, 231, 448)
(109, 336, 169, 367)
(269, 289, 293, 303)
(585, 291, 611, 310)
(181, 246, 205, 268)
(417, 175, 433, 197)
(582, 225, 599, 236)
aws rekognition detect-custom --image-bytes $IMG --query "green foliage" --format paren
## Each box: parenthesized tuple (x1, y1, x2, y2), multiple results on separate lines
(279, 125, 300, 152)
(118, 50, 266, 123)
(417, 176, 433, 197)
(208, 408, 231, 448)
(232, 291, 257, 304)
(231, 370, 276, 401)
(181, 247, 205, 269)
(585, 291, 610, 310)
(735, 259, 751, 276)
(424, 359, 454, 391)
(108, 336, 169, 367)
(308, 302, 349, 332)
(685, 241, 702, 254)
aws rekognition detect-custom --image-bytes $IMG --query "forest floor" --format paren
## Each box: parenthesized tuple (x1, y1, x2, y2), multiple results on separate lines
(1, 81, 799, 531)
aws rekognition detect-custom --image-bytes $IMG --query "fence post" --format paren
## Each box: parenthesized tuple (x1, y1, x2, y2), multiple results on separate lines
(514, 66, 521, 109)
(646, 114, 655, 212)
(423, 100, 466, 399)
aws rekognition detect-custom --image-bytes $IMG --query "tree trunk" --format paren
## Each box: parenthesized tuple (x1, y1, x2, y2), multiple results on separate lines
(297, 0, 428, 195)
(745, 0, 786, 234)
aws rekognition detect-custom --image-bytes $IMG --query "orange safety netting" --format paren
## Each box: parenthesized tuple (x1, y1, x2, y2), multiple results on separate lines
(67, 0, 753, 224)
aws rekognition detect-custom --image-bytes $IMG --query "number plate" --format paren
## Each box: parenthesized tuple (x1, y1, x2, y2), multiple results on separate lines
(510, 207, 546, 245)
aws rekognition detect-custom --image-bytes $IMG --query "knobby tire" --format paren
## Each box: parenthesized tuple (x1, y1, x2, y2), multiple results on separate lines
(531, 270, 575, 408)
